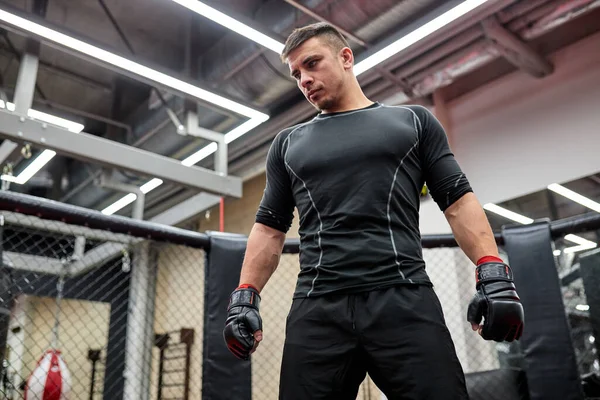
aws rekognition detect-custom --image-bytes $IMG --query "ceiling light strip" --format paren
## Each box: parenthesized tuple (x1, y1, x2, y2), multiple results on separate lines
(354, 0, 490, 75)
(171, 0, 284, 53)
(548, 183, 600, 213)
(0, 8, 267, 121)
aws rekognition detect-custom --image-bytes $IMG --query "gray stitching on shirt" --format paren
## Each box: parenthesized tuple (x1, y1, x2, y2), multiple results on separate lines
(387, 140, 419, 282)
(283, 129, 324, 298)
(389, 105, 422, 134)
(446, 173, 465, 208)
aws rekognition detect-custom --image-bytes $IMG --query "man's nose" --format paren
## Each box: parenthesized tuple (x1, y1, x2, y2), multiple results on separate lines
(300, 73, 313, 89)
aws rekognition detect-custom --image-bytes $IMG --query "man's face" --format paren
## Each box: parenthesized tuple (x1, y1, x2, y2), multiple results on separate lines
(287, 37, 348, 111)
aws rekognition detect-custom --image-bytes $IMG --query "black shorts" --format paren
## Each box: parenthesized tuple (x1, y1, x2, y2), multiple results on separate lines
(279, 284, 469, 400)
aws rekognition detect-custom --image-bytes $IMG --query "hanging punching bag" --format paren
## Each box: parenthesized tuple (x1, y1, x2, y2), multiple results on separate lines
(24, 349, 72, 400)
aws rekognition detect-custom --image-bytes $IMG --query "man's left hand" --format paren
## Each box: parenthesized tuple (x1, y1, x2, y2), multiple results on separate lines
(467, 260, 524, 342)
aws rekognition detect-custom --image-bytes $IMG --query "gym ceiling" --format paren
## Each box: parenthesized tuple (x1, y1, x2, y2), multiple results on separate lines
(0, 0, 598, 229)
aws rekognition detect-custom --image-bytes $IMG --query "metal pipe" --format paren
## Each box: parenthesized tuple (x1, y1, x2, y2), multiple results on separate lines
(497, 0, 554, 24)
(283, 0, 369, 47)
(390, 28, 483, 80)
(0, 190, 211, 248)
(519, 0, 599, 39)
(407, 39, 492, 84)
(33, 98, 132, 135)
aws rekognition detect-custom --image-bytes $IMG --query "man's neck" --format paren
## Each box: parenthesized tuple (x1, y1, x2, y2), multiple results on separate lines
(321, 95, 373, 114)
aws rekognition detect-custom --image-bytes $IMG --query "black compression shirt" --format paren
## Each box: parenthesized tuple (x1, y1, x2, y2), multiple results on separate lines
(256, 102, 472, 298)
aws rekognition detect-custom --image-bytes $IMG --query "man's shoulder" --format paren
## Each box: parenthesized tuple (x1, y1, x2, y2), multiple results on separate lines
(380, 103, 432, 118)
(274, 119, 316, 144)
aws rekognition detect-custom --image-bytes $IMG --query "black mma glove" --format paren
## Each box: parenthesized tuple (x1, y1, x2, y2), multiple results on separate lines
(467, 259, 524, 342)
(223, 285, 263, 360)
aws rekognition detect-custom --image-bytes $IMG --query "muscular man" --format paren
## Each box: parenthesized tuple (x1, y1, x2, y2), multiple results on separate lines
(224, 22, 524, 399)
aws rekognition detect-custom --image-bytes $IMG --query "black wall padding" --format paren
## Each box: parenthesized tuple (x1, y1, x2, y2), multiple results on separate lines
(465, 368, 529, 400)
(202, 232, 251, 400)
(502, 221, 584, 400)
(578, 249, 600, 362)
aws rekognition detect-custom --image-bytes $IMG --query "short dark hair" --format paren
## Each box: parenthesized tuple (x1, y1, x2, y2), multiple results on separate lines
(280, 22, 350, 63)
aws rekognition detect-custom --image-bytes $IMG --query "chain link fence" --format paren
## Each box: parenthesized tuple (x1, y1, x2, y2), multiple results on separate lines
(0, 211, 205, 400)
(0, 201, 598, 400)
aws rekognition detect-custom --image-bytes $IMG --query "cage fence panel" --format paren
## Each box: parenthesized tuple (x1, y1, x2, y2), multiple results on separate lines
(0, 211, 135, 400)
(0, 211, 207, 400)
(151, 243, 205, 400)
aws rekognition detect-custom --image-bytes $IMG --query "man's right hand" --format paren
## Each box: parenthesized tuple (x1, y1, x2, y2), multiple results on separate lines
(223, 285, 263, 360)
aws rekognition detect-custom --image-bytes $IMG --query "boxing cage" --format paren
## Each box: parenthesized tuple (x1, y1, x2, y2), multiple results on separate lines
(0, 190, 597, 400)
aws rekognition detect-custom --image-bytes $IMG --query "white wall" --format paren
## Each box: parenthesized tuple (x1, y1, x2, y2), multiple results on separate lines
(419, 30, 600, 235)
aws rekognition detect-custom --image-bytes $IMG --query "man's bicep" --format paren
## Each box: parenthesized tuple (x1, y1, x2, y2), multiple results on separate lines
(425, 156, 473, 212)
(415, 106, 472, 211)
(255, 141, 295, 233)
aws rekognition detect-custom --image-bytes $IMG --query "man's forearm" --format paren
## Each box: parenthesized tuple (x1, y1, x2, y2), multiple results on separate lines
(239, 223, 287, 292)
(444, 192, 499, 265)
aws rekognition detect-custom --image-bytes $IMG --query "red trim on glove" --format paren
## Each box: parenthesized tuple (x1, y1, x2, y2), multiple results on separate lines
(476, 255, 504, 266)
(238, 283, 259, 291)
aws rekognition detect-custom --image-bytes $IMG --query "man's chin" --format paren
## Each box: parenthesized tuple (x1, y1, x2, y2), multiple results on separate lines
(313, 99, 332, 112)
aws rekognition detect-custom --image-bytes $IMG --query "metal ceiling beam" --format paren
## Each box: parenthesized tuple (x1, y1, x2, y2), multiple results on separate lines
(481, 15, 554, 78)
(150, 192, 221, 226)
(283, 0, 368, 47)
(0, 141, 16, 164)
(0, 109, 242, 197)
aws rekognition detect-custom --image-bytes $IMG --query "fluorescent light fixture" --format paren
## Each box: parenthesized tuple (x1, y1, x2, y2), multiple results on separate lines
(175, 0, 490, 79)
(563, 243, 597, 254)
(171, 0, 284, 54)
(0, 8, 268, 121)
(548, 183, 600, 213)
(181, 142, 218, 167)
(0, 100, 84, 133)
(28, 109, 84, 133)
(562, 234, 597, 253)
(140, 178, 163, 194)
(102, 179, 163, 215)
(0, 101, 83, 184)
(102, 193, 138, 215)
(576, 304, 590, 312)
(1, 149, 56, 184)
(483, 203, 534, 225)
(564, 234, 595, 247)
(224, 116, 269, 143)
(353, 0, 490, 76)
(553, 249, 561, 256)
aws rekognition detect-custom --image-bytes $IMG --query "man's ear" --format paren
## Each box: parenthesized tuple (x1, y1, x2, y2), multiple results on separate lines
(340, 47, 354, 70)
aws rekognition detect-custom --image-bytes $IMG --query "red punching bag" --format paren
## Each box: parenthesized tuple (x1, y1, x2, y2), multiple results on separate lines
(24, 349, 72, 400)
(24, 275, 72, 399)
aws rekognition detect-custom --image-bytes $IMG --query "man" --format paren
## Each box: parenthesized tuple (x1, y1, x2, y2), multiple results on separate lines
(223, 22, 524, 399)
